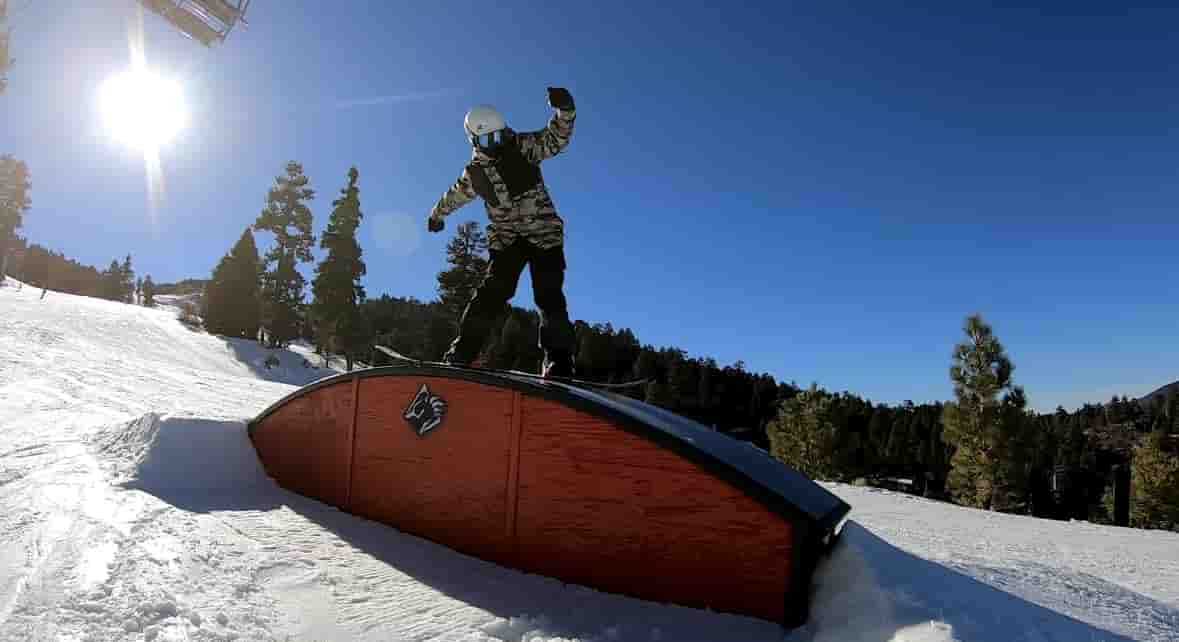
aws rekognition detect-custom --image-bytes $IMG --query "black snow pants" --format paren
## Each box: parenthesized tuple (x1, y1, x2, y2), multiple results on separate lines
(443, 240, 576, 374)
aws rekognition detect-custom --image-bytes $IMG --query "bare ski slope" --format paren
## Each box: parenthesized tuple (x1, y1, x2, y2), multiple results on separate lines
(1, 278, 1177, 641)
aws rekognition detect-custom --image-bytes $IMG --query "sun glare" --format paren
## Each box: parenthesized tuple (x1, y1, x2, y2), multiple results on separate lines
(99, 70, 187, 151)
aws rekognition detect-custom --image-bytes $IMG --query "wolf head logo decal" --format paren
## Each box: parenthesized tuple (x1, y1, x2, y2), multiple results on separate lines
(403, 384, 448, 436)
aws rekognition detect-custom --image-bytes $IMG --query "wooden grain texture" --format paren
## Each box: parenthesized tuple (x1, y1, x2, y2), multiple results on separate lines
(505, 391, 524, 543)
(345, 376, 360, 507)
(349, 376, 515, 563)
(251, 395, 308, 494)
(514, 394, 794, 623)
(252, 379, 355, 509)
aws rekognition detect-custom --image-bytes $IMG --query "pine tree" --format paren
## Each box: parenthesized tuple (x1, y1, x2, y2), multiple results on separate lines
(333, 305, 372, 371)
(1058, 414, 1086, 470)
(311, 167, 367, 356)
(632, 348, 661, 384)
(828, 393, 867, 478)
(575, 326, 603, 379)
(0, 155, 31, 282)
(766, 384, 839, 480)
(1130, 433, 1179, 531)
(1150, 413, 1168, 436)
(232, 229, 263, 339)
(436, 221, 489, 328)
(203, 228, 262, 338)
(135, 276, 143, 304)
(120, 254, 135, 303)
(142, 275, 156, 306)
(942, 314, 1027, 510)
(697, 361, 715, 420)
(644, 380, 674, 408)
(665, 352, 697, 413)
(867, 407, 892, 470)
(203, 253, 235, 335)
(487, 312, 527, 370)
(993, 385, 1034, 511)
(255, 162, 315, 347)
(100, 259, 124, 301)
(885, 408, 912, 469)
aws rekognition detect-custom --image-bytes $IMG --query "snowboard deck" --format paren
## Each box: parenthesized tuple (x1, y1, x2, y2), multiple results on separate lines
(372, 345, 648, 390)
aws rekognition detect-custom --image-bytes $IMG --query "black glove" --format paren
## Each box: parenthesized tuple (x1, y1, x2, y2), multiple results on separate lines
(427, 216, 444, 233)
(547, 87, 575, 111)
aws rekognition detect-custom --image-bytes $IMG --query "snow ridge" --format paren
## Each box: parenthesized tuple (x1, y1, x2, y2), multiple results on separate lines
(92, 413, 269, 492)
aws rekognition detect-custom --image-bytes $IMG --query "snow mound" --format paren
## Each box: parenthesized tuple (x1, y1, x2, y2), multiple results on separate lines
(93, 413, 269, 492)
(803, 524, 957, 642)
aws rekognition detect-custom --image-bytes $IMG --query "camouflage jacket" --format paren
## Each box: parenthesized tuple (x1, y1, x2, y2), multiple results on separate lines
(430, 108, 575, 250)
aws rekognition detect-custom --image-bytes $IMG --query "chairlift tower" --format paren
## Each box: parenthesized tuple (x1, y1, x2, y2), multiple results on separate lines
(1, 0, 12, 93)
(139, 0, 249, 46)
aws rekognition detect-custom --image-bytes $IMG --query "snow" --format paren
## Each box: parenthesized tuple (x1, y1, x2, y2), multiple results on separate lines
(2, 276, 1178, 641)
(826, 485, 1179, 642)
(93, 414, 270, 492)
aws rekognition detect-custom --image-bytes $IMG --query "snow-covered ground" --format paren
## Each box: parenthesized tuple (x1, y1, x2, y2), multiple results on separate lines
(1, 278, 1177, 642)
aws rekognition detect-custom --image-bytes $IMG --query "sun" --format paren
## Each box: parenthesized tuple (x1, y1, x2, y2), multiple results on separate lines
(99, 69, 187, 151)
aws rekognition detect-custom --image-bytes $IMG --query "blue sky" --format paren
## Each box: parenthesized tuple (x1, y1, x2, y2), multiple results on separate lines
(4, 2, 1177, 411)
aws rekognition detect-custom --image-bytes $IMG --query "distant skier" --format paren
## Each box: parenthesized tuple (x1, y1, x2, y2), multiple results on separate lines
(427, 86, 577, 378)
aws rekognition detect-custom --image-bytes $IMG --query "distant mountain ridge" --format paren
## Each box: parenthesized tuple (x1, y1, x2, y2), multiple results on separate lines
(155, 278, 209, 296)
(1139, 380, 1179, 407)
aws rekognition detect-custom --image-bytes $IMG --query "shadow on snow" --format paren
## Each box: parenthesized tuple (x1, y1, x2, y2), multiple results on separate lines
(217, 336, 336, 388)
(838, 521, 1165, 642)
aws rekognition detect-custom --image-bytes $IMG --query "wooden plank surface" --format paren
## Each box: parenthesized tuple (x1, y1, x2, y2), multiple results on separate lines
(251, 380, 355, 509)
(251, 395, 309, 494)
(345, 376, 360, 508)
(505, 391, 524, 544)
(515, 394, 794, 623)
(349, 376, 515, 562)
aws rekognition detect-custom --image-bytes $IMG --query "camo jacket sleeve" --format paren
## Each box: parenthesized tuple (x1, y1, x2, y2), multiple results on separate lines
(518, 108, 576, 164)
(430, 167, 478, 219)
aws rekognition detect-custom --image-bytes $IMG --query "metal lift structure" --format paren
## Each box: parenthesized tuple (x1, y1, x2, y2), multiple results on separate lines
(139, 0, 249, 46)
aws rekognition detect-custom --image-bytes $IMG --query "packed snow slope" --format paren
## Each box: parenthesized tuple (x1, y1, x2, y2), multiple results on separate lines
(2, 278, 1178, 642)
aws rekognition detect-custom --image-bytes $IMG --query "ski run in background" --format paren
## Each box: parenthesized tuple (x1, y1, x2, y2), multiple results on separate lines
(1, 278, 1177, 642)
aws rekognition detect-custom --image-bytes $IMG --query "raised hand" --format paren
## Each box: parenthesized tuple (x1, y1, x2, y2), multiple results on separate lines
(546, 87, 575, 111)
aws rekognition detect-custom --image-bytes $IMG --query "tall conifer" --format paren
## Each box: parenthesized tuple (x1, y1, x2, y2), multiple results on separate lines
(942, 314, 1029, 509)
(436, 221, 489, 328)
(312, 167, 366, 358)
(255, 162, 315, 347)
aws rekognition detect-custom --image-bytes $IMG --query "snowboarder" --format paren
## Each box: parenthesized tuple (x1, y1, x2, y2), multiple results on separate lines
(427, 86, 577, 378)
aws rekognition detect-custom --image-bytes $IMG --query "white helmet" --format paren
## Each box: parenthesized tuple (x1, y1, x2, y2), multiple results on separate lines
(464, 104, 506, 139)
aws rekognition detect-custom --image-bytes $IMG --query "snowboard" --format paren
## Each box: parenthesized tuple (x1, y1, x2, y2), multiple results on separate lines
(372, 345, 648, 390)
